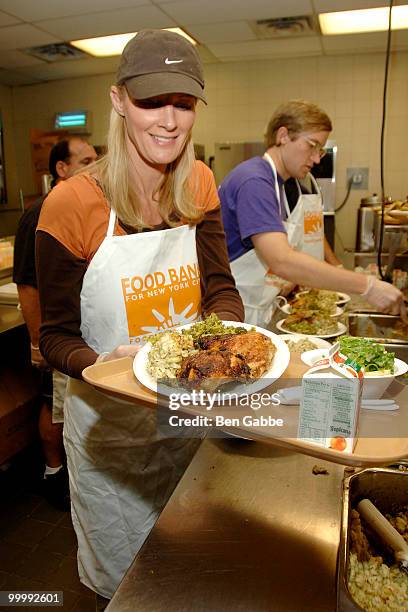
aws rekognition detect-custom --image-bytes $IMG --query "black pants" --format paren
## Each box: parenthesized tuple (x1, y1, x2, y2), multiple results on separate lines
(95, 594, 110, 611)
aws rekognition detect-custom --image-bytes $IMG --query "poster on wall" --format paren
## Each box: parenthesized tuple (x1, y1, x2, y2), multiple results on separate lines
(30, 128, 69, 195)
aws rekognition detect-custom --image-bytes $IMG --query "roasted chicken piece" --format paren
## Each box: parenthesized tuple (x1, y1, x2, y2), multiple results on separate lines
(197, 331, 276, 378)
(178, 348, 250, 391)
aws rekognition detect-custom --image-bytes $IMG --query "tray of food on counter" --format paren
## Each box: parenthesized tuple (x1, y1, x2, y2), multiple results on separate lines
(275, 290, 344, 317)
(294, 288, 351, 306)
(276, 314, 347, 338)
(82, 315, 408, 467)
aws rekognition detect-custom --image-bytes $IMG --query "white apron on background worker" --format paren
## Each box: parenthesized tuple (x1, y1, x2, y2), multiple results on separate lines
(64, 209, 201, 598)
(230, 153, 324, 328)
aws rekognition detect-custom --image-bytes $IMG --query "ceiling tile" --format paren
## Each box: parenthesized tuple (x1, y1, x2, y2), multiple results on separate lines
(15, 56, 120, 81)
(159, 0, 313, 25)
(321, 31, 389, 54)
(36, 6, 176, 40)
(196, 45, 219, 64)
(0, 50, 46, 68)
(0, 0, 149, 22)
(0, 24, 60, 50)
(207, 36, 321, 61)
(314, 0, 387, 12)
(391, 28, 408, 48)
(186, 21, 256, 44)
(0, 10, 21, 26)
(0, 68, 44, 86)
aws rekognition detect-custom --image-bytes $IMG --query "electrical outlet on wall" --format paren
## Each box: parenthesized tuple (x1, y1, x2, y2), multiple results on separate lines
(346, 167, 369, 190)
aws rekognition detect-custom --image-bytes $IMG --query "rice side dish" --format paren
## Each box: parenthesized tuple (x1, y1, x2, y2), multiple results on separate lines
(348, 553, 408, 611)
(348, 506, 408, 611)
(286, 338, 317, 353)
(147, 332, 196, 379)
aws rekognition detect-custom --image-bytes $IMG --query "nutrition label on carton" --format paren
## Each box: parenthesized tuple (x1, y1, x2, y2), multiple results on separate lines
(298, 379, 331, 444)
(299, 377, 359, 444)
(298, 343, 363, 454)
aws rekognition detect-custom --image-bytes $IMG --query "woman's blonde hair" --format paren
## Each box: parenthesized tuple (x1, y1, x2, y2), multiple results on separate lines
(89, 87, 203, 230)
(265, 99, 332, 148)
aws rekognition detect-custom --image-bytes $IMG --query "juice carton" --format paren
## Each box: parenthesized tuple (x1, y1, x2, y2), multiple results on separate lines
(297, 342, 364, 453)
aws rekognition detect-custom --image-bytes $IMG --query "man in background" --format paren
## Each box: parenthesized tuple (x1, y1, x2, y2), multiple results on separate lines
(13, 136, 97, 511)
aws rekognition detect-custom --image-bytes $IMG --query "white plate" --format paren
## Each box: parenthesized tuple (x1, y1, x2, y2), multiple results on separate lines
(388, 209, 408, 217)
(278, 303, 344, 317)
(301, 348, 331, 366)
(295, 290, 351, 306)
(133, 321, 290, 397)
(301, 349, 408, 375)
(278, 333, 332, 350)
(276, 319, 347, 339)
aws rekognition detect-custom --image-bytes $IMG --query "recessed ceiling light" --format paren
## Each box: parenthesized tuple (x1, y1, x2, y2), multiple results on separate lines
(319, 5, 408, 35)
(71, 28, 197, 57)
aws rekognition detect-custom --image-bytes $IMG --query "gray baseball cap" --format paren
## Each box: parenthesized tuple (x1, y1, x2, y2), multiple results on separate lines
(117, 29, 206, 104)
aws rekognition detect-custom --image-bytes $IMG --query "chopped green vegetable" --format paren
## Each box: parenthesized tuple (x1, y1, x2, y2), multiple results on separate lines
(147, 314, 247, 346)
(182, 313, 248, 341)
(338, 336, 395, 374)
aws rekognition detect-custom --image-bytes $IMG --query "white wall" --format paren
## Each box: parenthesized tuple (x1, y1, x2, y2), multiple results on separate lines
(8, 50, 408, 250)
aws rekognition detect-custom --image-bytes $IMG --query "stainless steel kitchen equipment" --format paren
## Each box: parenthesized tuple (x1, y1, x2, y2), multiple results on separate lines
(310, 139, 337, 213)
(356, 194, 382, 252)
(347, 313, 408, 349)
(213, 141, 265, 186)
(109, 439, 346, 612)
(337, 466, 408, 611)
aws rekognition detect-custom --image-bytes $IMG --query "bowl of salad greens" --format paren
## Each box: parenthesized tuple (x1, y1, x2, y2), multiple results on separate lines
(301, 336, 408, 399)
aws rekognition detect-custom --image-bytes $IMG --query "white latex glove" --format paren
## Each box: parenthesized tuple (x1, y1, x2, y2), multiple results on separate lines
(361, 275, 406, 317)
(96, 344, 141, 363)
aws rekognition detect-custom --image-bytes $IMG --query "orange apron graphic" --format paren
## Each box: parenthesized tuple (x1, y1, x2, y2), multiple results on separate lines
(122, 263, 201, 339)
(80, 210, 201, 352)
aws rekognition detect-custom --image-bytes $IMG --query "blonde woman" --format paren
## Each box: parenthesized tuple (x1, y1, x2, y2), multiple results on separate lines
(36, 29, 243, 604)
(220, 99, 406, 328)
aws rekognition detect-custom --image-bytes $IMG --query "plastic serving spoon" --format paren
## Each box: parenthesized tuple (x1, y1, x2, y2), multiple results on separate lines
(357, 499, 408, 575)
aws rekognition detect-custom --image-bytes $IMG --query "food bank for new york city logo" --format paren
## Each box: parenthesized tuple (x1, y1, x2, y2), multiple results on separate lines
(121, 264, 201, 335)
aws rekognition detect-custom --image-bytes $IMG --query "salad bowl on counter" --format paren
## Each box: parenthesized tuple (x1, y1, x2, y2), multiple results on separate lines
(301, 336, 408, 400)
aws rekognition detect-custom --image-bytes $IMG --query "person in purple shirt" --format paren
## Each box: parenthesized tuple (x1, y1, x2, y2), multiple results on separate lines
(221, 156, 286, 262)
(219, 99, 406, 328)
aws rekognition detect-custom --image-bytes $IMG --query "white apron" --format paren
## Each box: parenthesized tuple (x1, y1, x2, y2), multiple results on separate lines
(230, 154, 324, 328)
(64, 210, 202, 598)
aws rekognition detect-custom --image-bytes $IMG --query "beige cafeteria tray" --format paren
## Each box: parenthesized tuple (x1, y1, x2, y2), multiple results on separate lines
(82, 356, 408, 467)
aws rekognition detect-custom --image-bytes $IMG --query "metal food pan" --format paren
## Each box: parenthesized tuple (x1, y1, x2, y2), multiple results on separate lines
(347, 313, 408, 347)
(337, 466, 408, 611)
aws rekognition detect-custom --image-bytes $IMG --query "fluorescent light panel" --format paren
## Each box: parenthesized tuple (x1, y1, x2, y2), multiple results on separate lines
(320, 5, 408, 35)
(71, 28, 196, 57)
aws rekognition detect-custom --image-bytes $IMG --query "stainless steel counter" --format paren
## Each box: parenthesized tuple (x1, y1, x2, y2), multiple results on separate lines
(0, 270, 23, 334)
(0, 304, 23, 334)
(108, 439, 347, 612)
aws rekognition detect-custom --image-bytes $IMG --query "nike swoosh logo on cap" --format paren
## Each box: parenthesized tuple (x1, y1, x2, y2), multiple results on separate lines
(165, 58, 183, 64)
